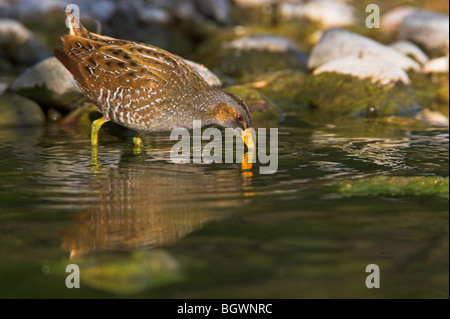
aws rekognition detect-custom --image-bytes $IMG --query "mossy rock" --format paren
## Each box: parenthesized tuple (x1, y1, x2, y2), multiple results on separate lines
(409, 71, 449, 118)
(197, 31, 307, 83)
(0, 93, 45, 127)
(337, 176, 449, 199)
(255, 69, 310, 112)
(256, 70, 422, 124)
(224, 86, 283, 127)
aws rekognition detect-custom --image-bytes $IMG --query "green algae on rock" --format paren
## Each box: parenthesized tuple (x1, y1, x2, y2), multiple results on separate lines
(255, 70, 420, 120)
(0, 93, 45, 127)
(337, 176, 449, 199)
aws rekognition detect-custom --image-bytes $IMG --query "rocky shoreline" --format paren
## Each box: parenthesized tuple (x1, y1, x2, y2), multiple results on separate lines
(1, 0, 448, 129)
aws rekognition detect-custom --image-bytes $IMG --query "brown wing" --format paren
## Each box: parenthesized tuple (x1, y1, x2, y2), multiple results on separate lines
(55, 35, 208, 126)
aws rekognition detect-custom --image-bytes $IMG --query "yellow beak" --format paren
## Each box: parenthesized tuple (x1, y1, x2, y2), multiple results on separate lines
(241, 128, 255, 149)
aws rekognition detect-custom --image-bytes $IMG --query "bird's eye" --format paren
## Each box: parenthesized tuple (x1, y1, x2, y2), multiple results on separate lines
(236, 114, 243, 122)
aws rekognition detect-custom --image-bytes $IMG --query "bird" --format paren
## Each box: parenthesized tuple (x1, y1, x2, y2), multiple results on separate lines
(54, 9, 254, 150)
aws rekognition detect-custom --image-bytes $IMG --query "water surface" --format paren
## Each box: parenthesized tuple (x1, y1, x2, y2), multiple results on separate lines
(0, 117, 448, 298)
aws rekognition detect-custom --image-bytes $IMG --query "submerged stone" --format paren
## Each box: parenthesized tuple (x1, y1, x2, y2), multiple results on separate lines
(337, 176, 449, 199)
(0, 93, 46, 127)
(80, 250, 182, 295)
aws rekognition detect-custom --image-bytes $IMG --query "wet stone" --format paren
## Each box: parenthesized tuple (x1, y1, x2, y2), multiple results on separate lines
(9, 57, 86, 112)
(0, 92, 46, 127)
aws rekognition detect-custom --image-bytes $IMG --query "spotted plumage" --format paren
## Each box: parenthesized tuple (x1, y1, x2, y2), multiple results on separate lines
(55, 10, 253, 148)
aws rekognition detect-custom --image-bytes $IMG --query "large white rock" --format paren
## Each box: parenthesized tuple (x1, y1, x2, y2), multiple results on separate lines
(279, 0, 357, 28)
(381, 6, 416, 34)
(308, 28, 421, 72)
(313, 56, 411, 86)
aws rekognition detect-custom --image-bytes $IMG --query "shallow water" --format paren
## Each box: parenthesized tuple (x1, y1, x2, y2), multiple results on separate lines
(0, 116, 448, 298)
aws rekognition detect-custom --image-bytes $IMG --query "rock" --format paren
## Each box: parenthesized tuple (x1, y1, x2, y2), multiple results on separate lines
(138, 7, 171, 24)
(381, 6, 416, 34)
(195, 0, 230, 25)
(415, 108, 449, 127)
(313, 56, 411, 86)
(399, 10, 449, 57)
(280, 71, 419, 121)
(423, 55, 449, 73)
(308, 28, 421, 73)
(224, 34, 304, 55)
(0, 18, 49, 66)
(232, 0, 274, 6)
(9, 57, 86, 112)
(0, 93, 46, 127)
(279, 0, 357, 28)
(389, 40, 429, 65)
(201, 33, 308, 81)
(11, 0, 68, 17)
(77, 0, 117, 22)
(409, 71, 449, 118)
(0, 82, 7, 95)
(184, 59, 222, 87)
(338, 176, 449, 199)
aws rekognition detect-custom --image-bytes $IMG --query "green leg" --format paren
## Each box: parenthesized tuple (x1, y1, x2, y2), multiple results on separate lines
(133, 132, 144, 147)
(132, 132, 144, 155)
(91, 117, 108, 147)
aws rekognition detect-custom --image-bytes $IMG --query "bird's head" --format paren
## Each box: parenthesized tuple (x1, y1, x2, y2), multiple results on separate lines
(205, 90, 254, 149)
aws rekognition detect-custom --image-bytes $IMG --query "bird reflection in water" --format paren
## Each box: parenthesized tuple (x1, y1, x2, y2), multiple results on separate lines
(65, 151, 254, 259)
